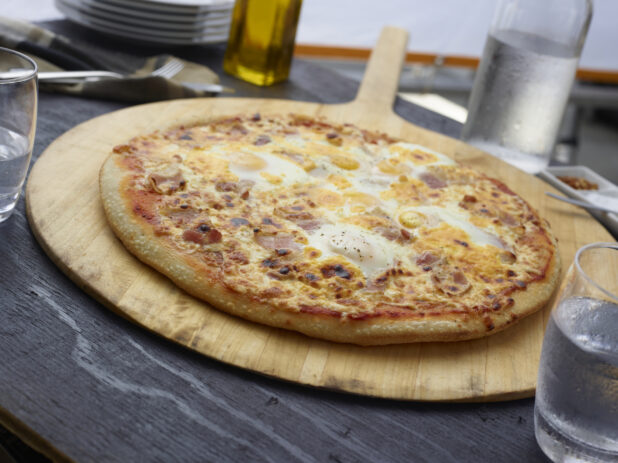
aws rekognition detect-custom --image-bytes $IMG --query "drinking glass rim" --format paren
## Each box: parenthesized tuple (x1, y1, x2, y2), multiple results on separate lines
(0, 47, 38, 84)
(575, 242, 618, 302)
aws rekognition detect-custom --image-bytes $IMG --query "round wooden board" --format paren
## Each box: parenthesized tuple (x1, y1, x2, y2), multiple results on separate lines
(26, 29, 614, 401)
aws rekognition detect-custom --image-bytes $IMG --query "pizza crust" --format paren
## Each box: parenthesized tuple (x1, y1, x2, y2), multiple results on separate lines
(100, 128, 561, 345)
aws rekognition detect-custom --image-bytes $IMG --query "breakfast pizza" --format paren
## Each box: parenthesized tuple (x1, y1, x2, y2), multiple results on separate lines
(100, 113, 560, 345)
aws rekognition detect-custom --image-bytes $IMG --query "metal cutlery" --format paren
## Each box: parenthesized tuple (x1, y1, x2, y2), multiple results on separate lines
(37, 58, 225, 93)
(545, 192, 618, 215)
(38, 58, 185, 83)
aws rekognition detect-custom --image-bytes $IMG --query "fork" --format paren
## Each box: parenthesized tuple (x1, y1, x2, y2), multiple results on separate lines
(38, 58, 185, 83)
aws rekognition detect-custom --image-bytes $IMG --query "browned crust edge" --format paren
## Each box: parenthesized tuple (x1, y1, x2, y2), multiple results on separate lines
(100, 147, 561, 346)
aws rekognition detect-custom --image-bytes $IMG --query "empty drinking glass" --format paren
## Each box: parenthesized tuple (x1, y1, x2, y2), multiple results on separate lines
(0, 47, 37, 223)
(535, 243, 618, 462)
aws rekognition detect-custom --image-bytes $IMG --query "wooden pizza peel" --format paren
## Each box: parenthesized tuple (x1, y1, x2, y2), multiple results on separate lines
(25, 27, 614, 401)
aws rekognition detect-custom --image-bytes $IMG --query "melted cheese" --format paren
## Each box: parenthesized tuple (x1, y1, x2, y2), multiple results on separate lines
(415, 206, 505, 249)
(222, 148, 313, 190)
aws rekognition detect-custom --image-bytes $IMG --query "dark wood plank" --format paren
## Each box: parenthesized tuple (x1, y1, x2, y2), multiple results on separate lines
(0, 20, 548, 463)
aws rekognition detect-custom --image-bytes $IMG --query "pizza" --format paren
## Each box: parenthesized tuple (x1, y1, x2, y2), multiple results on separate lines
(100, 113, 560, 345)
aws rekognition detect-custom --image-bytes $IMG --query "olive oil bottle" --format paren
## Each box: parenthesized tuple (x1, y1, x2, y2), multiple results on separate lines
(223, 0, 303, 86)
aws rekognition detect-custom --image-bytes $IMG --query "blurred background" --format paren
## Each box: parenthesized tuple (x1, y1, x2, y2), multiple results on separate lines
(5, 0, 618, 182)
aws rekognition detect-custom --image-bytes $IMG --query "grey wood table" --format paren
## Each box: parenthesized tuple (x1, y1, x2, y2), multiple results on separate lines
(0, 20, 550, 463)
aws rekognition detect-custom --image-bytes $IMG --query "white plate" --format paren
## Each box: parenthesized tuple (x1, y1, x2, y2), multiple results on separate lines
(99, 0, 233, 14)
(56, 1, 229, 44)
(540, 165, 618, 237)
(75, 0, 232, 24)
(59, 0, 231, 32)
(57, 0, 230, 37)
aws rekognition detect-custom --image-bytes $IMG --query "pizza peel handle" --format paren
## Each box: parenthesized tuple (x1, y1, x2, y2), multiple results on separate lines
(351, 26, 409, 114)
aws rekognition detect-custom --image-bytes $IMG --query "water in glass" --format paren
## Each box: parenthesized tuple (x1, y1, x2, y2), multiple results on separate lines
(462, 29, 578, 174)
(535, 297, 618, 462)
(0, 126, 31, 221)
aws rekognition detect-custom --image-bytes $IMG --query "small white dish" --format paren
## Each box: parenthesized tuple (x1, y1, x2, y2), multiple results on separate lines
(540, 165, 618, 237)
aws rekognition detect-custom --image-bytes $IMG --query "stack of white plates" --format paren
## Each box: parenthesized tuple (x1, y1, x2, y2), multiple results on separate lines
(54, 0, 234, 45)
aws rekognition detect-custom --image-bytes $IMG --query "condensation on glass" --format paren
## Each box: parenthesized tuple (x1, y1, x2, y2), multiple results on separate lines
(461, 0, 593, 174)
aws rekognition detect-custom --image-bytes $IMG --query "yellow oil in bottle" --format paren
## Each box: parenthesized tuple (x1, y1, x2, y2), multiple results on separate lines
(223, 0, 303, 86)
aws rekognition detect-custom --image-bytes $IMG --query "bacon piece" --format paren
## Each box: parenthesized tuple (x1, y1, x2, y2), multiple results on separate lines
(255, 233, 301, 251)
(452, 270, 468, 285)
(498, 211, 519, 227)
(419, 172, 446, 189)
(238, 180, 254, 200)
(182, 229, 203, 244)
(261, 217, 282, 228)
(215, 181, 237, 192)
(416, 251, 439, 267)
(149, 171, 186, 195)
(458, 194, 477, 209)
(296, 219, 325, 231)
(183, 227, 221, 245)
(275, 206, 327, 231)
(254, 135, 271, 146)
(431, 266, 471, 296)
(204, 229, 222, 244)
(168, 209, 198, 225)
(374, 226, 400, 241)
(278, 209, 314, 222)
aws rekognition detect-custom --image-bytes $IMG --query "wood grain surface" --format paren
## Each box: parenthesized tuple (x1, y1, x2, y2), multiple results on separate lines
(25, 27, 614, 402)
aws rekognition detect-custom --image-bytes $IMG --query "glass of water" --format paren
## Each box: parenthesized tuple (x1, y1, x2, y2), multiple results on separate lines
(461, 0, 592, 174)
(535, 243, 618, 462)
(0, 47, 37, 223)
